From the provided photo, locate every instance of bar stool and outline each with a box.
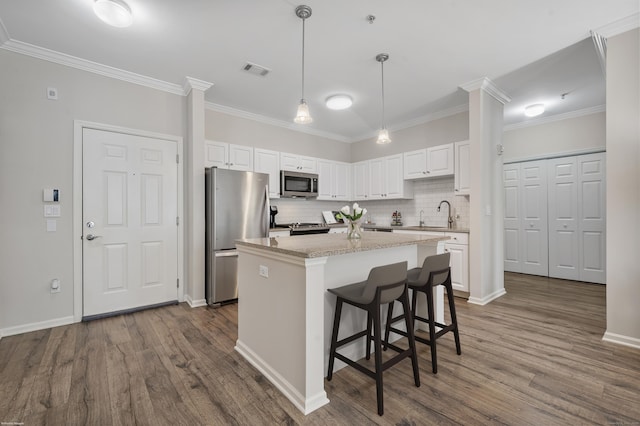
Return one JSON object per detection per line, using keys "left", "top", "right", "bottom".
{"left": 326, "top": 261, "right": 420, "bottom": 416}
{"left": 384, "top": 253, "right": 461, "bottom": 374}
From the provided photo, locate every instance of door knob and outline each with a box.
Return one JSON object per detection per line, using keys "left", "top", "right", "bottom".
{"left": 86, "top": 234, "right": 102, "bottom": 241}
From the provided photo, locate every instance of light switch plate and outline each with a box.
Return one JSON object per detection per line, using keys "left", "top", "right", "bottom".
{"left": 44, "top": 205, "right": 61, "bottom": 217}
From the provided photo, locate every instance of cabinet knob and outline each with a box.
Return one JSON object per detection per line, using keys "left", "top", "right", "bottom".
{"left": 423, "top": 171, "right": 427, "bottom": 174}
{"left": 530, "top": 223, "right": 534, "bottom": 227}
{"left": 563, "top": 224, "right": 568, "bottom": 228}
{"left": 455, "top": 189, "right": 459, "bottom": 192}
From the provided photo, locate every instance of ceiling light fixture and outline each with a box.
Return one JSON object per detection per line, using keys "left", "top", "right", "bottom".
{"left": 294, "top": 5, "right": 313, "bottom": 124}
{"left": 524, "top": 103, "right": 545, "bottom": 117}
{"left": 376, "top": 53, "right": 391, "bottom": 144}
{"left": 93, "top": 0, "right": 133, "bottom": 28}
{"left": 325, "top": 94, "right": 353, "bottom": 110}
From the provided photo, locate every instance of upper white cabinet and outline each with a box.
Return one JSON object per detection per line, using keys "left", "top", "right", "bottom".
{"left": 454, "top": 141, "right": 470, "bottom": 195}
{"left": 352, "top": 161, "right": 370, "bottom": 201}
{"left": 254, "top": 148, "right": 281, "bottom": 199}
{"left": 369, "top": 154, "right": 413, "bottom": 200}
{"left": 204, "top": 141, "right": 253, "bottom": 171}
{"left": 403, "top": 143, "right": 454, "bottom": 179}
{"left": 280, "top": 152, "right": 317, "bottom": 173}
{"left": 317, "top": 160, "right": 351, "bottom": 201}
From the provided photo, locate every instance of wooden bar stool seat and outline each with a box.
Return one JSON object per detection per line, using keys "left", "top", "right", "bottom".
{"left": 384, "top": 253, "right": 461, "bottom": 374}
{"left": 326, "top": 261, "right": 420, "bottom": 416}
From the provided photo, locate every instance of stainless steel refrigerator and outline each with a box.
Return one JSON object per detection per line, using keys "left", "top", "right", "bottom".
{"left": 205, "top": 167, "right": 270, "bottom": 305}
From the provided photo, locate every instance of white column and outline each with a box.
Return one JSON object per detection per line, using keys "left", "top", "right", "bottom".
{"left": 184, "top": 77, "right": 213, "bottom": 306}
{"left": 460, "top": 78, "right": 510, "bottom": 305}
{"left": 604, "top": 26, "right": 640, "bottom": 349}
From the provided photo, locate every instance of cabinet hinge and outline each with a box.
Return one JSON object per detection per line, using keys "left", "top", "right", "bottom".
{"left": 177, "top": 278, "right": 179, "bottom": 288}
{"left": 176, "top": 154, "right": 179, "bottom": 164}
{"left": 176, "top": 216, "right": 179, "bottom": 226}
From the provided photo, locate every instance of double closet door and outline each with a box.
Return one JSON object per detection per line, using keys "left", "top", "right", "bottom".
{"left": 503, "top": 152, "right": 606, "bottom": 284}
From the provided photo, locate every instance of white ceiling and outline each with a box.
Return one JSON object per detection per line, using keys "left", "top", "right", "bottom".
{"left": 0, "top": 1, "right": 638, "bottom": 142}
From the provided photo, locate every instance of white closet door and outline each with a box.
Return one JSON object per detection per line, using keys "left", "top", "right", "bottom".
{"left": 520, "top": 161, "right": 548, "bottom": 276}
{"left": 578, "top": 153, "right": 606, "bottom": 283}
{"left": 503, "top": 164, "right": 521, "bottom": 273}
{"left": 548, "top": 157, "right": 580, "bottom": 280}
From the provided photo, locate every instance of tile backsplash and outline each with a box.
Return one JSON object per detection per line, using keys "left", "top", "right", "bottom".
{"left": 271, "top": 176, "right": 469, "bottom": 229}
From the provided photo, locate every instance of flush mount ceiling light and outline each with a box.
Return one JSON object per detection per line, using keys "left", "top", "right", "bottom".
{"left": 375, "top": 53, "right": 391, "bottom": 144}
{"left": 325, "top": 94, "right": 353, "bottom": 110}
{"left": 93, "top": 0, "right": 133, "bottom": 28}
{"left": 524, "top": 103, "right": 545, "bottom": 117}
{"left": 294, "top": 5, "right": 313, "bottom": 124}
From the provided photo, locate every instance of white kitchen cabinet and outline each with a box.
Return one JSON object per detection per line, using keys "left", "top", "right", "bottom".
{"left": 403, "top": 143, "right": 454, "bottom": 180}
{"left": 254, "top": 148, "right": 281, "bottom": 198}
{"left": 328, "top": 227, "right": 347, "bottom": 234}
{"left": 317, "top": 160, "right": 351, "bottom": 201}
{"left": 454, "top": 141, "right": 470, "bottom": 195}
{"left": 204, "top": 140, "right": 253, "bottom": 171}
{"left": 444, "top": 232, "right": 469, "bottom": 292}
{"left": 352, "top": 161, "right": 370, "bottom": 201}
{"left": 370, "top": 154, "right": 413, "bottom": 200}
{"left": 394, "top": 229, "right": 469, "bottom": 293}
{"left": 280, "top": 152, "right": 317, "bottom": 173}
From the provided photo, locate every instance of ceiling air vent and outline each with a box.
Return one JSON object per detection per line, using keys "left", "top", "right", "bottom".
{"left": 242, "top": 62, "right": 271, "bottom": 77}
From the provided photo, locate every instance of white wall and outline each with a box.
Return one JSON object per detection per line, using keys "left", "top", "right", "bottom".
{"left": 503, "top": 112, "right": 606, "bottom": 162}
{"left": 350, "top": 111, "right": 469, "bottom": 162}
{"left": 205, "top": 109, "right": 351, "bottom": 162}
{"left": 0, "top": 50, "right": 185, "bottom": 334}
{"left": 604, "top": 28, "right": 640, "bottom": 348}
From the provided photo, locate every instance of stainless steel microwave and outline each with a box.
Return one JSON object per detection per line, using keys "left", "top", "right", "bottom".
{"left": 280, "top": 170, "right": 319, "bottom": 198}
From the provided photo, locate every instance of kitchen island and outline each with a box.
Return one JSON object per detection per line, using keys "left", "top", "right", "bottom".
{"left": 234, "top": 232, "right": 447, "bottom": 414}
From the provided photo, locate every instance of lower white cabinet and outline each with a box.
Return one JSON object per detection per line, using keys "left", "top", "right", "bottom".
{"left": 393, "top": 229, "right": 469, "bottom": 293}
{"left": 269, "top": 230, "right": 290, "bottom": 238}
{"left": 328, "top": 227, "right": 347, "bottom": 234}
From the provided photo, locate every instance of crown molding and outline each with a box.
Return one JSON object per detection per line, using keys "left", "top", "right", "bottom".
{"left": 184, "top": 77, "right": 214, "bottom": 94}
{"left": 503, "top": 104, "right": 606, "bottom": 131}
{"left": 1, "top": 39, "right": 185, "bottom": 95}
{"left": 205, "top": 102, "right": 352, "bottom": 143}
{"left": 460, "top": 77, "right": 511, "bottom": 104}
{"left": 593, "top": 12, "right": 639, "bottom": 38}
{"left": 0, "top": 18, "right": 9, "bottom": 45}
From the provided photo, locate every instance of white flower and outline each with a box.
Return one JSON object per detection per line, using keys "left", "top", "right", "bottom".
{"left": 340, "top": 205, "right": 350, "bottom": 215}
{"left": 362, "top": 208, "right": 368, "bottom": 216}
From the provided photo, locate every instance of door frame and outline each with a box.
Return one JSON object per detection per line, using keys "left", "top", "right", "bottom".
{"left": 73, "top": 120, "right": 184, "bottom": 322}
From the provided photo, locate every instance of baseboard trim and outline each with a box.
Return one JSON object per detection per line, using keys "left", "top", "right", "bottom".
{"left": 468, "top": 288, "right": 507, "bottom": 306}
{"left": 0, "top": 315, "right": 76, "bottom": 338}
{"left": 602, "top": 331, "right": 640, "bottom": 350}
{"left": 235, "top": 340, "right": 330, "bottom": 415}
{"left": 185, "top": 294, "right": 207, "bottom": 308}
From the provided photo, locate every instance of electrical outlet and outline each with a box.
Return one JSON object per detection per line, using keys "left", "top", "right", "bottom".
{"left": 259, "top": 265, "right": 269, "bottom": 278}
{"left": 51, "top": 278, "right": 61, "bottom": 293}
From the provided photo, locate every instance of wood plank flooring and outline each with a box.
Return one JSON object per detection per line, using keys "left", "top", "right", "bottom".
{"left": 1, "top": 273, "right": 639, "bottom": 425}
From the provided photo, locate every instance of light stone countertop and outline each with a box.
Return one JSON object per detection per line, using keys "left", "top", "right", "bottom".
{"left": 236, "top": 232, "right": 448, "bottom": 259}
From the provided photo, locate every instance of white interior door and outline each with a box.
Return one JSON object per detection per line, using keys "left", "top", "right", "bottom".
{"left": 503, "top": 164, "right": 521, "bottom": 273}
{"left": 83, "top": 128, "right": 178, "bottom": 318}
{"left": 520, "top": 161, "right": 548, "bottom": 276}
{"left": 578, "top": 153, "right": 606, "bottom": 284}
{"left": 548, "top": 157, "right": 579, "bottom": 280}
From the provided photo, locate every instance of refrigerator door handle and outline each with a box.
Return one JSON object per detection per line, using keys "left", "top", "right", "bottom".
{"left": 265, "top": 184, "right": 270, "bottom": 235}
{"left": 215, "top": 250, "right": 238, "bottom": 258}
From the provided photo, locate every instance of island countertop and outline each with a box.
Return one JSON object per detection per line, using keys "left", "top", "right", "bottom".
{"left": 236, "top": 232, "right": 448, "bottom": 259}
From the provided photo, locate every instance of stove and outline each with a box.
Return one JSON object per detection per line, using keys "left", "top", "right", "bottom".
{"left": 274, "top": 222, "right": 330, "bottom": 236}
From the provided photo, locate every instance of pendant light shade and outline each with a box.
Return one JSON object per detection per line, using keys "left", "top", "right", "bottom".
{"left": 294, "top": 5, "right": 313, "bottom": 124}
{"left": 93, "top": 0, "right": 133, "bottom": 28}
{"left": 376, "top": 53, "right": 391, "bottom": 144}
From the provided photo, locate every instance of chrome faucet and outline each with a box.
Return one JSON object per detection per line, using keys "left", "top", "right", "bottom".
{"left": 419, "top": 210, "right": 425, "bottom": 227}
{"left": 437, "top": 200, "right": 454, "bottom": 229}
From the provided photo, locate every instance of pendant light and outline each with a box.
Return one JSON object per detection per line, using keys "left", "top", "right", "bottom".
{"left": 376, "top": 53, "right": 391, "bottom": 144}
{"left": 294, "top": 5, "right": 313, "bottom": 124}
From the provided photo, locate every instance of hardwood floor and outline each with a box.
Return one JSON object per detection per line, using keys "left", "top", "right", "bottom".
{"left": 1, "top": 273, "right": 639, "bottom": 425}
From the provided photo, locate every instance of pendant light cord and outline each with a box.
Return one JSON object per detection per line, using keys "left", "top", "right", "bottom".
{"left": 301, "top": 17, "right": 306, "bottom": 100}
{"left": 380, "top": 59, "right": 385, "bottom": 129}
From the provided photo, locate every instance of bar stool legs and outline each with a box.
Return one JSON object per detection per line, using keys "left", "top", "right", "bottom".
{"left": 326, "top": 262, "right": 420, "bottom": 416}
{"left": 384, "top": 259, "right": 461, "bottom": 374}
